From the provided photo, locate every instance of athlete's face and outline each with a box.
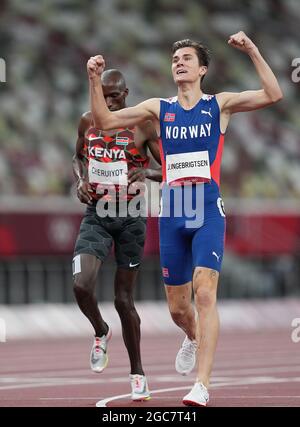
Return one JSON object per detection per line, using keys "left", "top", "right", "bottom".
{"left": 102, "top": 83, "right": 128, "bottom": 111}
{"left": 172, "top": 47, "right": 207, "bottom": 85}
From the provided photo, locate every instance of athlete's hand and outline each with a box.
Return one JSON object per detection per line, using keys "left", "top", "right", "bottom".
{"left": 77, "top": 178, "right": 93, "bottom": 205}
{"left": 228, "top": 31, "right": 257, "bottom": 54}
{"left": 87, "top": 55, "right": 105, "bottom": 80}
{"left": 128, "top": 167, "right": 148, "bottom": 184}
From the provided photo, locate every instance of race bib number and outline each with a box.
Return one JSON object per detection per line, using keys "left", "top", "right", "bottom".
{"left": 166, "top": 151, "right": 211, "bottom": 185}
{"left": 88, "top": 159, "right": 128, "bottom": 185}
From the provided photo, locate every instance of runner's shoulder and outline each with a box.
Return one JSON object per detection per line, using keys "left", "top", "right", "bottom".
{"left": 215, "top": 92, "right": 234, "bottom": 107}
{"left": 78, "top": 111, "right": 93, "bottom": 135}
{"left": 81, "top": 111, "right": 92, "bottom": 125}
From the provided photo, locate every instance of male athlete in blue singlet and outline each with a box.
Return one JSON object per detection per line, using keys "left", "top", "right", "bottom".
{"left": 87, "top": 31, "right": 283, "bottom": 406}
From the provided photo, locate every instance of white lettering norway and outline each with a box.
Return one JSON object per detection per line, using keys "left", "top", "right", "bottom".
{"left": 166, "top": 124, "right": 211, "bottom": 140}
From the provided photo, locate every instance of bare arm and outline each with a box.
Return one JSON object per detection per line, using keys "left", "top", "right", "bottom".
{"left": 128, "top": 121, "right": 162, "bottom": 183}
{"left": 217, "top": 31, "right": 283, "bottom": 114}
{"left": 73, "top": 112, "right": 93, "bottom": 204}
{"left": 87, "top": 55, "right": 160, "bottom": 129}
{"left": 143, "top": 136, "right": 163, "bottom": 182}
{"left": 141, "top": 120, "right": 161, "bottom": 165}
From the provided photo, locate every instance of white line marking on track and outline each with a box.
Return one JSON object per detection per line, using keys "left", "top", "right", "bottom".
{"left": 40, "top": 395, "right": 300, "bottom": 401}
{"left": 96, "top": 376, "right": 300, "bottom": 407}
{"left": 96, "top": 386, "right": 190, "bottom": 407}
{"left": 1, "top": 372, "right": 300, "bottom": 403}
{"left": 1, "top": 361, "right": 300, "bottom": 383}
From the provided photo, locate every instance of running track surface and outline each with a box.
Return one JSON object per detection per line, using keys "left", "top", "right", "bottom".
{"left": 0, "top": 330, "right": 299, "bottom": 407}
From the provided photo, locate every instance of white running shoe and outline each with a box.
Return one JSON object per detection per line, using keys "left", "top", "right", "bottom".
{"left": 182, "top": 382, "right": 209, "bottom": 407}
{"left": 175, "top": 336, "right": 197, "bottom": 375}
{"left": 90, "top": 326, "right": 112, "bottom": 373}
{"left": 130, "top": 374, "right": 151, "bottom": 401}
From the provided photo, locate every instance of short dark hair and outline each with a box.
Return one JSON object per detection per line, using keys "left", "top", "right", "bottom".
{"left": 172, "top": 39, "right": 210, "bottom": 82}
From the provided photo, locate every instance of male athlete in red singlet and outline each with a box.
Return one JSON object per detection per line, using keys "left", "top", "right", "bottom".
{"left": 72, "top": 69, "right": 161, "bottom": 401}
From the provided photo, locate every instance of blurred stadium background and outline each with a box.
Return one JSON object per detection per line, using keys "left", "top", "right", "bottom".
{"left": 0, "top": 0, "right": 299, "bottom": 338}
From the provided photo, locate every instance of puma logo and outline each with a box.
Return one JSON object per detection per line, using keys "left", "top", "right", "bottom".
{"left": 212, "top": 251, "right": 220, "bottom": 262}
{"left": 201, "top": 108, "right": 212, "bottom": 118}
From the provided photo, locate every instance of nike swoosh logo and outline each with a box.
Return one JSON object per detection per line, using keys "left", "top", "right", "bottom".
{"left": 88, "top": 136, "right": 102, "bottom": 141}
{"left": 129, "top": 262, "right": 140, "bottom": 268}
{"left": 91, "top": 354, "right": 104, "bottom": 364}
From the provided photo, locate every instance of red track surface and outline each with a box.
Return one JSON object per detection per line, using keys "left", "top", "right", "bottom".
{"left": 0, "top": 330, "right": 299, "bottom": 407}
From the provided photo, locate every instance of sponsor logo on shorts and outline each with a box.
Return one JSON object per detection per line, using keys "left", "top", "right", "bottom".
{"left": 212, "top": 251, "right": 221, "bottom": 262}
{"left": 129, "top": 262, "right": 140, "bottom": 268}
{"left": 164, "top": 113, "right": 176, "bottom": 122}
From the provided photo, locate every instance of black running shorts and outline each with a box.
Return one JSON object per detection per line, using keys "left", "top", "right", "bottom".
{"left": 73, "top": 204, "right": 147, "bottom": 270}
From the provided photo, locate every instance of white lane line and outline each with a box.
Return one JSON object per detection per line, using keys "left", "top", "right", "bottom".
{"left": 0, "top": 378, "right": 106, "bottom": 391}
{"left": 208, "top": 396, "right": 300, "bottom": 399}
{"left": 96, "top": 386, "right": 190, "bottom": 407}
{"left": 2, "top": 350, "right": 299, "bottom": 373}
{"left": 96, "top": 376, "right": 300, "bottom": 407}
{"left": 1, "top": 361, "right": 300, "bottom": 383}
{"left": 0, "top": 376, "right": 234, "bottom": 392}
{"left": 40, "top": 397, "right": 105, "bottom": 400}
{"left": 1, "top": 371, "right": 300, "bottom": 394}
{"left": 40, "top": 395, "right": 300, "bottom": 401}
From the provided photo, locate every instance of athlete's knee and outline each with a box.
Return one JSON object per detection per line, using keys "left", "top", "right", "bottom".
{"left": 114, "top": 291, "right": 136, "bottom": 316}
{"left": 168, "top": 293, "right": 192, "bottom": 322}
{"left": 73, "top": 273, "right": 95, "bottom": 300}
{"left": 114, "top": 295, "right": 140, "bottom": 325}
{"left": 168, "top": 302, "right": 190, "bottom": 323}
{"left": 193, "top": 268, "right": 218, "bottom": 310}
{"left": 194, "top": 285, "right": 217, "bottom": 310}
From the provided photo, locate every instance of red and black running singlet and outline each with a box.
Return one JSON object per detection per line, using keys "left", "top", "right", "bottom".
{"left": 82, "top": 127, "right": 149, "bottom": 201}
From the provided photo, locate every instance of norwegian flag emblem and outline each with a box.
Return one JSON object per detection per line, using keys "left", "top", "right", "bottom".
{"left": 164, "top": 113, "right": 176, "bottom": 122}
{"left": 162, "top": 267, "right": 169, "bottom": 278}
{"left": 116, "top": 137, "right": 129, "bottom": 145}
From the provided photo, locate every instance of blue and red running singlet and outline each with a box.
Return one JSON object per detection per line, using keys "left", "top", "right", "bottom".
{"left": 158, "top": 94, "right": 226, "bottom": 285}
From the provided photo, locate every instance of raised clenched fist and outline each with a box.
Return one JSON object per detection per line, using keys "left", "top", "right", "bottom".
{"left": 228, "top": 31, "right": 256, "bottom": 54}
{"left": 87, "top": 55, "right": 105, "bottom": 79}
